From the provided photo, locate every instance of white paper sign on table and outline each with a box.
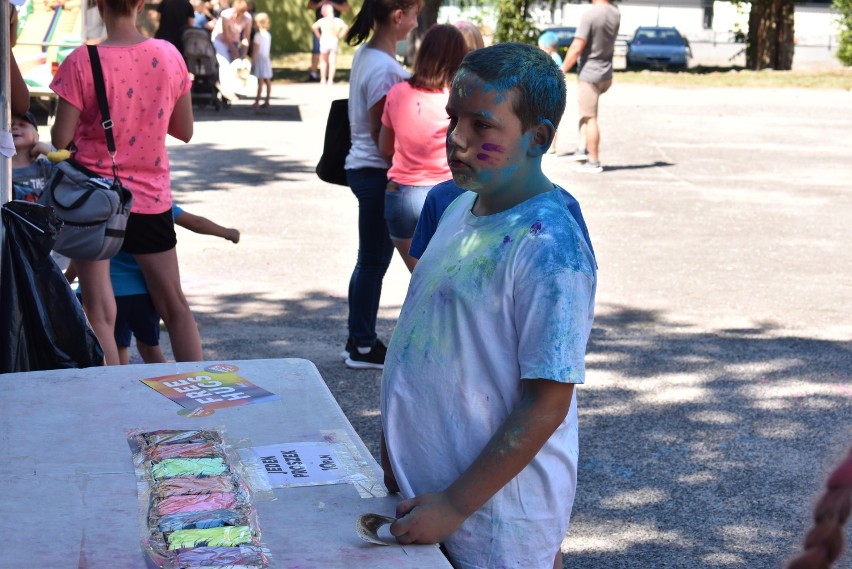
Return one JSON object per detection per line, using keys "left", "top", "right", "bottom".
{"left": 254, "top": 442, "right": 352, "bottom": 487}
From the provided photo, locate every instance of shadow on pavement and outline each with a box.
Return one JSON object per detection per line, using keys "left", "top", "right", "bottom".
{"left": 600, "top": 161, "right": 675, "bottom": 172}
{"left": 570, "top": 305, "right": 851, "bottom": 568}
{"left": 187, "top": 290, "right": 850, "bottom": 567}
{"left": 192, "top": 103, "right": 302, "bottom": 122}
{"left": 169, "top": 143, "right": 314, "bottom": 195}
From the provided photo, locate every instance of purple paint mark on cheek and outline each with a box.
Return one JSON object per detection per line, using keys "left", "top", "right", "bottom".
{"left": 476, "top": 153, "right": 491, "bottom": 162}
{"left": 481, "top": 143, "right": 505, "bottom": 153}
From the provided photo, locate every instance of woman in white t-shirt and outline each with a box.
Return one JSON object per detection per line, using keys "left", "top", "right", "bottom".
{"left": 340, "top": 0, "right": 420, "bottom": 370}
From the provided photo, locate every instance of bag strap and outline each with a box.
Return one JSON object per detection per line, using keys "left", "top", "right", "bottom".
{"left": 87, "top": 45, "right": 119, "bottom": 179}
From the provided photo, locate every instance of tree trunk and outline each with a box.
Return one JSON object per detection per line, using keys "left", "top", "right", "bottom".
{"left": 746, "top": 0, "right": 796, "bottom": 70}
{"left": 405, "top": 0, "right": 441, "bottom": 64}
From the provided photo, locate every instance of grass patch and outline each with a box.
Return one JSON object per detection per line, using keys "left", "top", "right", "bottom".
{"left": 272, "top": 52, "right": 852, "bottom": 89}
{"left": 271, "top": 52, "right": 353, "bottom": 84}
{"left": 613, "top": 66, "right": 852, "bottom": 89}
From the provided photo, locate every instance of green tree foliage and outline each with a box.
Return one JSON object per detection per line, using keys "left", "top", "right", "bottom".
{"left": 494, "top": 0, "right": 539, "bottom": 44}
{"left": 834, "top": 0, "right": 852, "bottom": 65}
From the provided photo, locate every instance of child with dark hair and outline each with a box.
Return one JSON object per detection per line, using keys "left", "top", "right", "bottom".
{"left": 340, "top": 0, "right": 422, "bottom": 369}
{"left": 378, "top": 23, "right": 467, "bottom": 272}
{"left": 10, "top": 112, "right": 52, "bottom": 203}
{"left": 381, "top": 42, "right": 597, "bottom": 569}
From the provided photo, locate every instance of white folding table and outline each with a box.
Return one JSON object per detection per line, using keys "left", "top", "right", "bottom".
{"left": 0, "top": 358, "right": 451, "bottom": 568}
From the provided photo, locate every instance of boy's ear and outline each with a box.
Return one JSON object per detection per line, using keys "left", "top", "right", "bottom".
{"left": 528, "top": 119, "right": 556, "bottom": 157}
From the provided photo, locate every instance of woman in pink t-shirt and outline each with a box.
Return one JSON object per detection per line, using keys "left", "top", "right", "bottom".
{"left": 51, "top": 0, "right": 201, "bottom": 365}
{"left": 378, "top": 24, "right": 468, "bottom": 271}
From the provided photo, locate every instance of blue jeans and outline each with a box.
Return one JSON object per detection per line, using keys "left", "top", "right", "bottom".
{"left": 384, "top": 183, "right": 431, "bottom": 240}
{"left": 346, "top": 168, "right": 394, "bottom": 348}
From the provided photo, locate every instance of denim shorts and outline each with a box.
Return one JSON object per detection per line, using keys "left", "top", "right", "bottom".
{"left": 384, "top": 183, "right": 432, "bottom": 240}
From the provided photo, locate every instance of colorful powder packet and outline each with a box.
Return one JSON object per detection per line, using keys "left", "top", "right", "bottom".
{"left": 174, "top": 545, "right": 269, "bottom": 567}
{"left": 146, "top": 442, "right": 224, "bottom": 461}
{"left": 157, "top": 508, "right": 248, "bottom": 532}
{"left": 142, "top": 430, "right": 223, "bottom": 447}
{"left": 151, "top": 457, "right": 228, "bottom": 479}
{"left": 156, "top": 492, "right": 238, "bottom": 516}
{"left": 153, "top": 475, "right": 235, "bottom": 498}
{"left": 167, "top": 525, "right": 252, "bottom": 550}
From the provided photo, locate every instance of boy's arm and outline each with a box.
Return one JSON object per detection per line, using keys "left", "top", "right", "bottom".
{"left": 175, "top": 211, "right": 240, "bottom": 243}
{"left": 390, "top": 379, "right": 574, "bottom": 544}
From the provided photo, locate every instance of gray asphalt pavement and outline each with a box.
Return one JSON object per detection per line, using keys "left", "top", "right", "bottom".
{"left": 150, "top": 76, "right": 852, "bottom": 568}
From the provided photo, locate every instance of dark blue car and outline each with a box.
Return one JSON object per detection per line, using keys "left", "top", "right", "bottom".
{"left": 626, "top": 26, "right": 691, "bottom": 71}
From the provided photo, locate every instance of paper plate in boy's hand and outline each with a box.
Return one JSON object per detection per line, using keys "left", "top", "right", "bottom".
{"left": 355, "top": 513, "right": 396, "bottom": 545}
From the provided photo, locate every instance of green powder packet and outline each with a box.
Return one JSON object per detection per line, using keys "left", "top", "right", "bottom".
{"left": 167, "top": 525, "right": 253, "bottom": 550}
{"left": 151, "top": 457, "right": 228, "bottom": 479}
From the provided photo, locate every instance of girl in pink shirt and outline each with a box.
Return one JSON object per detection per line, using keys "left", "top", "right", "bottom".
{"left": 378, "top": 24, "right": 468, "bottom": 272}
{"left": 51, "top": 0, "right": 201, "bottom": 365}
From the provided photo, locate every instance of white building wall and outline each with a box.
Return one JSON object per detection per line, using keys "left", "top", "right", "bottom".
{"left": 438, "top": 1, "right": 840, "bottom": 48}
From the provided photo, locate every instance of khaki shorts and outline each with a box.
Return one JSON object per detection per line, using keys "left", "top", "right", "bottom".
{"left": 577, "top": 79, "right": 613, "bottom": 119}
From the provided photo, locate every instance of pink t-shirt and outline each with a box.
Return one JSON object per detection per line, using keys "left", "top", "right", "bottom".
{"left": 51, "top": 39, "right": 191, "bottom": 214}
{"left": 381, "top": 81, "right": 452, "bottom": 186}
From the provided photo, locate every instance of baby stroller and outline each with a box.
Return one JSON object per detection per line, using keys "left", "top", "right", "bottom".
{"left": 181, "top": 28, "right": 227, "bottom": 110}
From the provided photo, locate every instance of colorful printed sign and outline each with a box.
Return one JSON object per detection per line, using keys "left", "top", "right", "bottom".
{"left": 141, "top": 365, "right": 280, "bottom": 411}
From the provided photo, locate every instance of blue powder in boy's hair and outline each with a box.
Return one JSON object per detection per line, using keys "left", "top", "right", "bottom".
{"left": 454, "top": 42, "right": 567, "bottom": 131}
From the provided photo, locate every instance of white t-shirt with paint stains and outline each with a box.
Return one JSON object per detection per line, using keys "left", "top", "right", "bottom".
{"left": 381, "top": 188, "right": 597, "bottom": 569}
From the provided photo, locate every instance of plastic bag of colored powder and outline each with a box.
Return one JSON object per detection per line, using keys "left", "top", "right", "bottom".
{"left": 174, "top": 544, "right": 269, "bottom": 567}
{"left": 151, "top": 457, "right": 228, "bottom": 479}
{"left": 156, "top": 508, "right": 248, "bottom": 532}
{"left": 146, "top": 442, "right": 224, "bottom": 461}
{"left": 156, "top": 492, "right": 237, "bottom": 516}
{"left": 167, "top": 525, "right": 252, "bottom": 550}
{"left": 153, "top": 475, "right": 235, "bottom": 498}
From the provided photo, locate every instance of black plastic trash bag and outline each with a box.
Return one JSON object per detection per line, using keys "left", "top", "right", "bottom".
{"left": 1, "top": 201, "right": 104, "bottom": 373}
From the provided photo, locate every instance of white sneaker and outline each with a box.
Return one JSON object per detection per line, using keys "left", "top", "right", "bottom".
{"left": 574, "top": 160, "right": 603, "bottom": 174}
{"left": 564, "top": 148, "right": 589, "bottom": 161}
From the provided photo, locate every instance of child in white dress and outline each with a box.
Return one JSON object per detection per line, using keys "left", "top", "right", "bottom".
{"left": 252, "top": 12, "right": 273, "bottom": 108}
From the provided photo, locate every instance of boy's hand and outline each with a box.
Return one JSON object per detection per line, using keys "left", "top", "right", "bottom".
{"left": 390, "top": 491, "right": 467, "bottom": 545}
{"left": 225, "top": 228, "right": 240, "bottom": 243}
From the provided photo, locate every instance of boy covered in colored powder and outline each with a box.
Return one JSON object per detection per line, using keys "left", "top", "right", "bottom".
{"left": 381, "top": 42, "right": 597, "bottom": 568}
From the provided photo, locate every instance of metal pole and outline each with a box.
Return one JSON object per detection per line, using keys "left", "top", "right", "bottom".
{"left": 82, "top": 0, "right": 88, "bottom": 43}
{"left": 2, "top": 0, "right": 12, "bottom": 280}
